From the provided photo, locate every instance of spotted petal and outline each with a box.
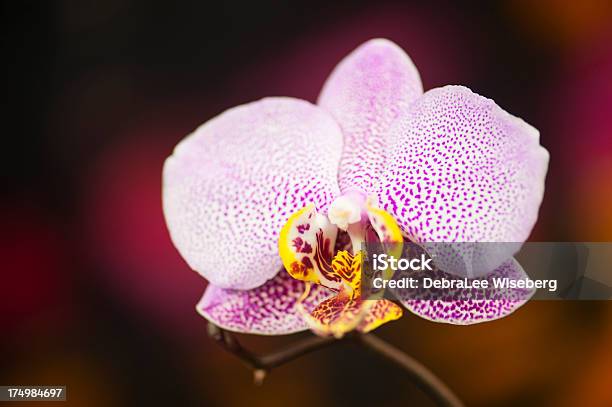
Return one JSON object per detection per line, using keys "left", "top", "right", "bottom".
{"left": 376, "top": 86, "right": 549, "bottom": 276}
{"left": 163, "top": 97, "right": 343, "bottom": 289}
{"left": 303, "top": 295, "right": 402, "bottom": 338}
{"left": 396, "top": 258, "right": 534, "bottom": 324}
{"left": 357, "top": 299, "right": 403, "bottom": 333}
{"left": 303, "top": 294, "right": 366, "bottom": 338}
{"left": 197, "top": 269, "right": 333, "bottom": 335}
{"left": 318, "top": 38, "right": 423, "bottom": 194}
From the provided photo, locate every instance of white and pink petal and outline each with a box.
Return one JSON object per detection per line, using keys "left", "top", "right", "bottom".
{"left": 396, "top": 258, "right": 534, "bottom": 324}
{"left": 163, "top": 97, "right": 343, "bottom": 289}
{"left": 376, "top": 85, "right": 549, "bottom": 276}
{"left": 197, "top": 269, "right": 333, "bottom": 335}
{"left": 318, "top": 38, "right": 423, "bottom": 194}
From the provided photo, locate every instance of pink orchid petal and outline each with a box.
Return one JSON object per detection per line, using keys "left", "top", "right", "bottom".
{"left": 163, "top": 97, "right": 343, "bottom": 289}
{"left": 318, "top": 38, "right": 423, "bottom": 194}
{"left": 197, "top": 269, "right": 333, "bottom": 335}
{"left": 377, "top": 85, "right": 549, "bottom": 275}
{"left": 398, "top": 258, "right": 534, "bottom": 324}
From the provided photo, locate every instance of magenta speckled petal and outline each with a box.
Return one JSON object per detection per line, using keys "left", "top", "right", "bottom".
{"left": 197, "top": 269, "right": 333, "bottom": 335}
{"left": 377, "top": 86, "right": 548, "bottom": 276}
{"left": 163, "top": 97, "right": 343, "bottom": 289}
{"left": 318, "top": 38, "right": 423, "bottom": 194}
{"left": 398, "top": 258, "right": 534, "bottom": 325}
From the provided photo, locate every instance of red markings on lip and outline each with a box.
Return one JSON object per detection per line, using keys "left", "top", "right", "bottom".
{"left": 292, "top": 237, "right": 313, "bottom": 254}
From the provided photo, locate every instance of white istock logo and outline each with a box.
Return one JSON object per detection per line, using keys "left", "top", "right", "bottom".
{"left": 372, "top": 253, "right": 433, "bottom": 272}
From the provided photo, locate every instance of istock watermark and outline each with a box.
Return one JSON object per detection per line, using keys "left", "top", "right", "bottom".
{"left": 360, "top": 242, "right": 612, "bottom": 301}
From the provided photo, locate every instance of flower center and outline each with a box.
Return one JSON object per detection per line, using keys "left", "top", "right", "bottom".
{"left": 278, "top": 194, "right": 405, "bottom": 294}
{"left": 278, "top": 198, "right": 406, "bottom": 337}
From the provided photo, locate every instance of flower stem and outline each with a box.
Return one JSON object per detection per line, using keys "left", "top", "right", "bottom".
{"left": 207, "top": 322, "right": 463, "bottom": 406}
{"left": 357, "top": 333, "right": 464, "bottom": 407}
{"left": 207, "top": 322, "right": 339, "bottom": 372}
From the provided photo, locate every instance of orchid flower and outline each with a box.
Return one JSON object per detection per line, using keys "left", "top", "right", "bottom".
{"left": 162, "top": 39, "right": 549, "bottom": 337}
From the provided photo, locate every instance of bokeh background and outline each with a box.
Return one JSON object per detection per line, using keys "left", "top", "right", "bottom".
{"left": 2, "top": 0, "right": 612, "bottom": 406}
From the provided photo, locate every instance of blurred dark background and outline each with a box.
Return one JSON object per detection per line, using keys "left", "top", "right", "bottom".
{"left": 2, "top": 0, "right": 611, "bottom": 406}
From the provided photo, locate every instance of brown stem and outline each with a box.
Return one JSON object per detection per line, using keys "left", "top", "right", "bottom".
{"left": 207, "top": 322, "right": 463, "bottom": 406}
{"left": 357, "top": 334, "right": 464, "bottom": 407}
{"left": 207, "top": 323, "right": 340, "bottom": 377}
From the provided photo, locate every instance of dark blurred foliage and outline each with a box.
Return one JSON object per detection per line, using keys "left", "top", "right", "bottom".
{"left": 2, "top": 1, "right": 611, "bottom": 406}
